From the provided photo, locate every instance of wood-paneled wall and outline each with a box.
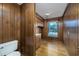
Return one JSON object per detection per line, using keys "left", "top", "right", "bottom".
{"left": 63, "top": 3, "right": 79, "bottom": 56}
{"left": 0, "top": 4, "right": 3, "bottom": 43}
{"left": 43, "top": 17, "right": 63, "bottom": 41}
{"left": 77, "top": 4, "right": 79, "bottom": 55}
{"left": 35, "top": 14, "right": 44, "bottom": 49}
{"left": 35, "top": 14, "right": 44, "bottom": 38}
{"left": 20, "top": 3, "right": 36, "bottom": 56}
{"left": 35, "top": 15, "right": 44, "bottom": 24}
{"left": 0, "top": 3, "right": 20, "bottom": 49}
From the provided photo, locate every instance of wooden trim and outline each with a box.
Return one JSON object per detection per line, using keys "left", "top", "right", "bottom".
{"left": 62, "top": 3, "right": 70, "bottom": 19}
{"left": 46, "top": 17, "right": 62, "bottom": 21}
{"left": 36, "top": 13, "right": 45, "bottom": 22}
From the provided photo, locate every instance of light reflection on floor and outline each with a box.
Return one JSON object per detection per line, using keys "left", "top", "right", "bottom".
{"left": 36, "top": 40, "right": 69, "bottom": 56}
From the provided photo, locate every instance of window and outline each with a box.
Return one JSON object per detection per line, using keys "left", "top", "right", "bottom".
{"left": 48, "top": 21, "right": 58, "bottom": 37}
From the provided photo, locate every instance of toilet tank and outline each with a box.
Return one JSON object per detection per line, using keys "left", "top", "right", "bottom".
{"left": 0, "top": 40, "right": 18, "bottom": 56}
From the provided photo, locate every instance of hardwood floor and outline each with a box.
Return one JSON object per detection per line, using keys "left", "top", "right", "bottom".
{"left": 36, "top": 40, "right": 69, "bottom": 56}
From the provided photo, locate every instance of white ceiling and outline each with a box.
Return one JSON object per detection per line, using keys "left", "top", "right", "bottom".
{"left": 36, "top": 3, "right": 68, "bottom": 19}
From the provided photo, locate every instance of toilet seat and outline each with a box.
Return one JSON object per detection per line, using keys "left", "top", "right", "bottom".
{"left": 7, "top": 51, "right": 21, "bottom": 56}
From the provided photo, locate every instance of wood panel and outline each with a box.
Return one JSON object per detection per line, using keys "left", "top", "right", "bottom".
{"left": 14, "top": 4, "right": 21, "bottom": 51}
{"left": 43, "top": 20, "right": 48, "bottom": 39}
{"left": 77, "top": 4, "right": 79, "bottom": 55}
{"left": 21, "top": 3, "right": 36, "bottom": 56}
{"left": 35, "top": 15, "right": 44, "bottom": 49}
{"left": 3, "top": 4, "right": 11, "bottom": 42}
{"left": 35, "top": 15, "right": 44, "bottom": 24}
{"left": 10, "top": 4, "right": 15, "bottom": 41}
{"left": 77, "top": 49, "right": 79, "bottom": 55}
{"left": 0, "top": 3, "right": 21, "bottom": 50}
{"left": 77, "top": 4, "right": 79, "bottom": 49}
{"left": 63, "top": 3, "right": 78, "bottom": 56}
{"left": 69, "top": 4, "right": 77, "bottom": 56}
{"left": 20, "top": 4, "right": 25, "bottom": 55}
{"left": 0, "top": 4, "right": 2, "bottom": 43}
{"left": 63, "top": 4, "right": 71, "bottom": 54}
{"left": 2, "top": 3, "right": 20, "bottom": 43}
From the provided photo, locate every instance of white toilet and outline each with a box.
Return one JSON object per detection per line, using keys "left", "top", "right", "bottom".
{"left": 7, "top": 51, "right": 20, "bottom": 56}
{"left": 0, "top": 40, "right": 21, "bottom": 56}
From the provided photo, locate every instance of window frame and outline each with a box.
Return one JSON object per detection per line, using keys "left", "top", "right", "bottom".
{"left": 48, "top": 21, "right": 59, "bottom": 38}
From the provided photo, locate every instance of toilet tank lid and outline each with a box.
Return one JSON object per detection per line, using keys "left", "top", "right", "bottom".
{"left": 0, "top": 40, "right": 18, "bottom": 56}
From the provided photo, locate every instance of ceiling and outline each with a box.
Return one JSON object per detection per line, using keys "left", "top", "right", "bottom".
{"left": 36, "top": 3, "right": 68, "bottom": 19}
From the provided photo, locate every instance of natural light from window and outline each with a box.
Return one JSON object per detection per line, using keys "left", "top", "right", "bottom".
{"left": 48, "top": 21, "right": 58, "bottom": 37}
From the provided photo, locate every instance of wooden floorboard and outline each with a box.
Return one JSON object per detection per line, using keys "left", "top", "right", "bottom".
{"left": 36, "top": 40, "right": 69, "bottom": 56}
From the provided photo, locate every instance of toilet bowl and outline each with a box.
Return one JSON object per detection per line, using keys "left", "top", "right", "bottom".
{"left": 7, "top": 51, "right": 21, "bottom": 56}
